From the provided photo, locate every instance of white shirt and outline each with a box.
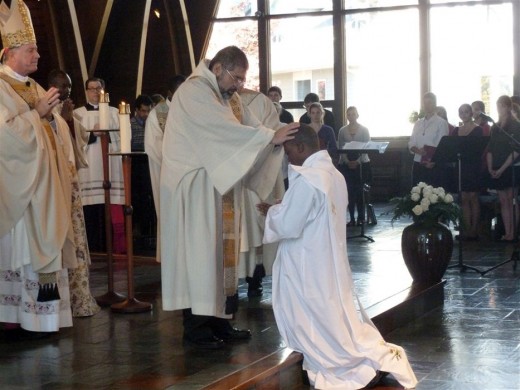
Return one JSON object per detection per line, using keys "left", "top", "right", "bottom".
{"left": 408, "top": 113, "right": 449, "bottom": 162}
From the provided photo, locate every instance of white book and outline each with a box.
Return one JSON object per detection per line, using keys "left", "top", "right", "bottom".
{"left": 342, "top": 141, "right": 389, "bottom": 154}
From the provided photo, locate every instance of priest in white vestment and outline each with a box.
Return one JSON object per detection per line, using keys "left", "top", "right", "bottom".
{"left": 160, "top": 46, "right": 298, "bottom": 349}
{"left": 0, "top": 0, "right": 75, "bottom": 333}
{"left": 73, "top": 77, "right": 124, "bottom": 253}
{"left": 263, "top": 125, "right": 418, "bottom": 389}
{"left": 144, "top": 74, "right": 186, "bottom": 264}
{"left": 237, "top": 88, "right": 285, "bottom": 297}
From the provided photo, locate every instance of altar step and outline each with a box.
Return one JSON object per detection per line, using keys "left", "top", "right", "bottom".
{"left": 203, "top": 281, "right": 445, "bottom": 390}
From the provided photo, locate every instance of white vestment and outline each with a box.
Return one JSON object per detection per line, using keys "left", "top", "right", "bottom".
{"left": 264, "top": 151, "right": 418, "bottom": 389}
{"left": 144, "top": 100, "right": 169, "bottom": 263}
{"left": 238, "top": 90, "right": 284, "bottom": 277}
{"left": 160, "top": 60, "right": 282, "bottom": 316}
{"left": 0, "top": 66, "right": 74, "bottom": 330}
{"left": 73, "top": 106, "right": 124, "bottom": 205}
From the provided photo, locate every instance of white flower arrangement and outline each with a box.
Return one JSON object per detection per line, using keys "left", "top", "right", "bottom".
{"left": 390, "top": 182, "right": 459, "bottom": 225}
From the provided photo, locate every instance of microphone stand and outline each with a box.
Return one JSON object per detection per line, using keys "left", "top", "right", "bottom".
{"left": 480, "top": 115, "right": 520, "bottom": 275}
{"left": 447, "top": 149, "right": 482, "bottom": 274}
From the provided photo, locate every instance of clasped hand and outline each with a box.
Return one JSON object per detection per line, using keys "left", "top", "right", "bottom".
{"left": 35, "top": 87, "right": 60, "bottom": 119}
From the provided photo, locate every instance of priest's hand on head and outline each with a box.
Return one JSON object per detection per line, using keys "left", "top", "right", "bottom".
{"left": 35, "top": 87, "right": 60, "bottom": 118}
{"left": 271, "top": 122, "right": 299, "bottom": 145}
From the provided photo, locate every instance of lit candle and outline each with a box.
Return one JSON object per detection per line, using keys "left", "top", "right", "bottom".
{"left": 119, "top": 101, "right": 132, "bottom": 153}
{"left": 99, "top": 89, "right": 110, "bottom": 129}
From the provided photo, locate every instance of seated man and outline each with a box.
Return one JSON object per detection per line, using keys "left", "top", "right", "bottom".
{"left": 261, "top": 124, "right": 418, "bottom": 389}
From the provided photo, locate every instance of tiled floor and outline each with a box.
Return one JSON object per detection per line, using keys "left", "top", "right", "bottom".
{"left": 0, "top": 204, "right": 519, "bottom": 389}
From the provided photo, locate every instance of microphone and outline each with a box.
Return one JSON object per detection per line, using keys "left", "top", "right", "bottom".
{"left": 479, "top": 112, "right": 494, "bottom": 123}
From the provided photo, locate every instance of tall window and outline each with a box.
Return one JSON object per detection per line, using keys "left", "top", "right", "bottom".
{"left": 430, "top": 3, "right": 513, "bottom": 124}
{"left": 270, "top": 15, "right": 334, "bottom": 100}
{"left": 207, "top": 2, "right": 259, "bottom": 90}
{"left": 206, "top": 1, "right": 518, "bottom": 137}
{"left": 345, "top": 9, "right": 420, "bottom": 137}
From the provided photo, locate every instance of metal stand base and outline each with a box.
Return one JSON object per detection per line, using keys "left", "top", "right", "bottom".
{"left": 95, "top": 291, "right": 127, "bottom": 307}
{"left": 347, "top": 182, "right": 375, "bottom": 243}
{"left": 480, "top": 249, "right": 519, "bottom": 276}
{"left": 447, "top": 261, "right": 482, "bottom": 274}
{"left": 111, "top": 298, "right": 153, "bottom": 313}
{"left": 347, "top": 229, "right": 375, "bottom": 243}
{"left": 448, "top": 233, "right": 482, "bottom": 275}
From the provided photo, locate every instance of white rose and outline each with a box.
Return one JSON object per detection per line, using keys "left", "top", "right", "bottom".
{"left": 418, "top": 182, "right": 427, "bottom": 188}
{"left": 412, "top": 205, "right": 423, "bottom": 216}
{"left": 411, "top": 186, "right": 421, "bottom": 194}
{"left": 425, "top": 185, "right": 433, "bottom": 192}
{"left": 432, "top": 188, "right": 440, "bottom": 195}
{"left": 411, "top": 193, "right": 420, "bottom": 202}
{"left": 423, "top": 189, "right": 433, "bottom": 198}
{"left": 429, "top": 194, "right": 438, "bottom": 204}
{"left": 444, "top": 194, "right": 454, "bottom": 203}
{"left": 421, "top": 203, "right": 429, "bottom": 212}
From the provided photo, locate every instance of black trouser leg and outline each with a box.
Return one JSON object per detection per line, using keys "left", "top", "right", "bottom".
{"left": 83, "top": 204, "right": 106, "bottom": 252}
{"left": 182, "top": 309, "right": 214, "bottom": 340}
{"left": 207, "top": 317, "right": 233, "bottom": 335}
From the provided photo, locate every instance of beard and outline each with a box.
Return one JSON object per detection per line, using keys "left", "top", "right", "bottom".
{"left": 221, "top": 88, "right": 237, "bottom": 100}
{"left": 216, "top": 73, "right": 236, "bottom": 100}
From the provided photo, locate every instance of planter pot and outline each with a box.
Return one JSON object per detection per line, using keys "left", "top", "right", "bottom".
{"left": 401, "top": 221, "right": 453, "bottom": 286}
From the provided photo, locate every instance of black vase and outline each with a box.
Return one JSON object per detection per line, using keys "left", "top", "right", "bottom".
{"left": 401, "top": 221, "right": 453, "bottom": 286}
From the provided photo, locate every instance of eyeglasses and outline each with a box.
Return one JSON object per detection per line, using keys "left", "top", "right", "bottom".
{"left": 225, "top": 68, "right": 245, "bottom": 86}
{"left": 87, "top": 86, "right": 103, "bottom": 92}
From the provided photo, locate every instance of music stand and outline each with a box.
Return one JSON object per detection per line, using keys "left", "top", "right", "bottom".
{"left": 432, "top": 135, "right": 489, "bottom": 274}
{"left": 339, "top": 141, "right": 389, "bottom": 243}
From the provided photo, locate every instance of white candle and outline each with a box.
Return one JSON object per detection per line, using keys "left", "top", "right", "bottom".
{"left": 99, "top": 102, "right": 110, "bottom": 129}
{"left": 99, "top": 90, "right": 110, "bottom": 129}
{"left": 119, "top": 101, "right": 132, "bottom": 153}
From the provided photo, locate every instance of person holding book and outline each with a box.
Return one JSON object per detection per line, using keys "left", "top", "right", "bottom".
{"left": 408, "top": 92, "right": 449, "bottom": 187}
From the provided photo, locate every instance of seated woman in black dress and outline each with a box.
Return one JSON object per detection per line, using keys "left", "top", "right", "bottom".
{"left": 452, "top": 104, "right": 483, "bottom": 240}
{"left": 487, "top": 95, "right": 520, "bottom": 242}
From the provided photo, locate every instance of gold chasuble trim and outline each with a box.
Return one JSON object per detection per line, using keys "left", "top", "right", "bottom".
{"left": 0, "top": 72, "right": 61, "bottom": 301}
{"left": 221, "top": 93, "right": 243, "bottom": 311}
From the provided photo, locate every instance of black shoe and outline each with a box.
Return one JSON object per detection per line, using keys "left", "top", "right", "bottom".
{"left": 246, "top": 276, "right": 263, "bottom": 297}
{"left": 357, "top": 219, "right": 365, "bottom": 226}
{"left": 0, "top": 328, "right": 54, "bottom": 343}
{"left": 215, "top": 327, "right": 252, "bottom": 342}
{"left": 246, "top": 264, "right": 265, "bottom": 298}
{"left": 183, "top": 335, "right": 224, "bottom": 349}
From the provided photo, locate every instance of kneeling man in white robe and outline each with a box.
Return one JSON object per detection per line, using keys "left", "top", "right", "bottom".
{"left": 262, "top": 124, "right": 418, "bottom": 389}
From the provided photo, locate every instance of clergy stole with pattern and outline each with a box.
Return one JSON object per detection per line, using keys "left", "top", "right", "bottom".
{"left": 220, "top": 93, "right": 243, "bottom": 314}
